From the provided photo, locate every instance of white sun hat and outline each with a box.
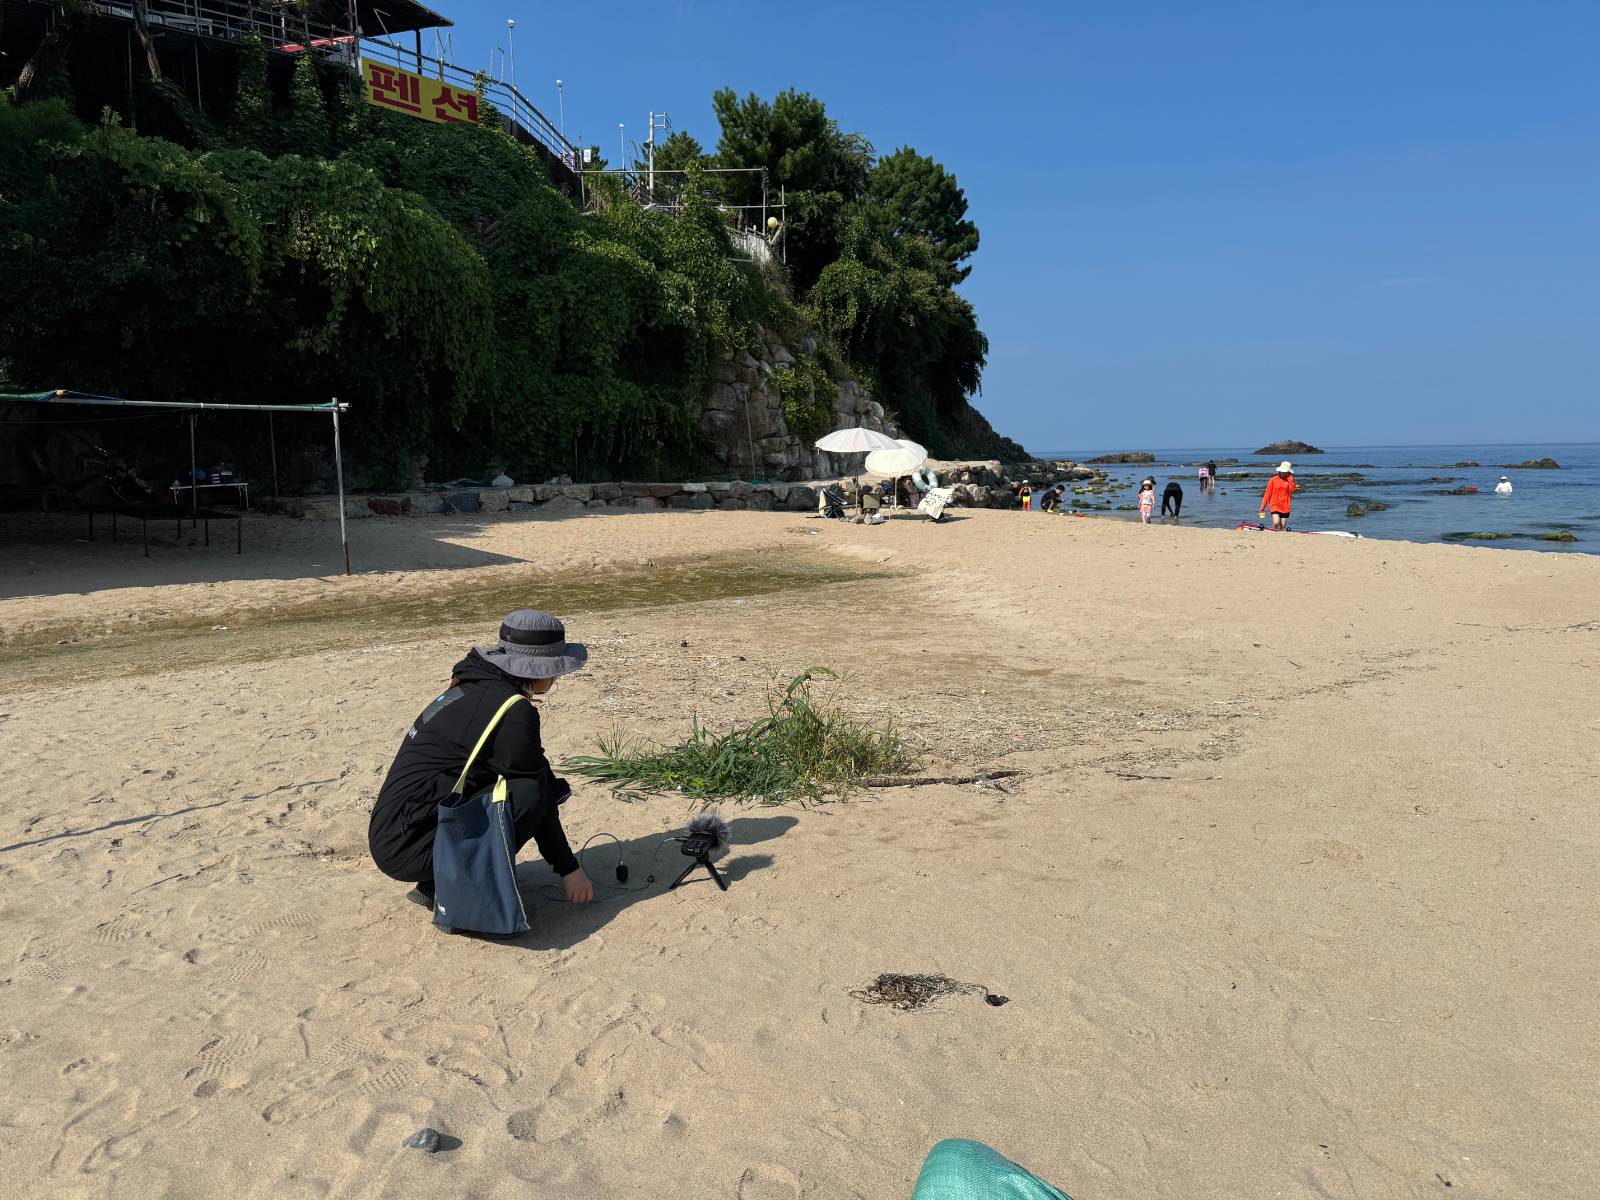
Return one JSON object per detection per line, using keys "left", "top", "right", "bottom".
{"left": 1277, "top": 460, "right": 1293, "bottom": 473}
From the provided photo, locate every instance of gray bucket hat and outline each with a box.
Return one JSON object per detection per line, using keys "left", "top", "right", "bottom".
{"left": 476, "top": 610, "right": 588, "bottom": 679}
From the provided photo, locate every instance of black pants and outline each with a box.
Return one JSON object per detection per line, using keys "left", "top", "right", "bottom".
{"left": 1162, "top": 489, "right": 1182, "bottom": 516}
{"left": 369, "top": 776, "right": 569, "bottom": 885}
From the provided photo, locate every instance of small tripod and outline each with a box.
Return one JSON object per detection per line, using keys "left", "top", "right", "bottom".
{"left": 668, "top": 833, "right": 730, "bottom": 891}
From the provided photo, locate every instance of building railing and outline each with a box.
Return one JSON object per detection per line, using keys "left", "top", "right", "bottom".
{"left": 86, "top": 0, "right": 348, "bottom": 50}
{"left": 360, "top": 37, "right": 576, "bottom": 166}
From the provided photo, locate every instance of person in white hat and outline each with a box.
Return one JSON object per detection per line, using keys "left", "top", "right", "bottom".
{"left": 1258, "top": 462, "right": 1297, "bottom": 530}
{"left": 1495, "top": 476, "right": 1513, "bottom": 495}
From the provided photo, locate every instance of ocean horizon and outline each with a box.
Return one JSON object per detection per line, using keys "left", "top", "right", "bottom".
{"left": 1024, "top": 442, "right": 1600, "bottom": 554}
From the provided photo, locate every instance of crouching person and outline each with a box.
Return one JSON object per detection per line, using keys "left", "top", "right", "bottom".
{"left": 368, "top": 610, "right": 594, "bottom": 916}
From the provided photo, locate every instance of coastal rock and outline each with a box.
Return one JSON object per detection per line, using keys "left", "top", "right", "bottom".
{"left": 537, "top": 496, "right": 586, "bottom": 515}
{"left": 590, "top": 482, "right": 622, "bottom": 501}
{"left": 705, "top": 382, "right": 744, "bottom": 412}
{"left": 403, "top": 1128, "right": 441, "bottom": 1153}
{"left": 442, "top": 491, "right": 480, "bottom": 514}
{"left": 1453, "top": 460, "right": 1481, "bottom": 468}
{"left": 1500, "top": 457, "right": 1560, "bottom": 469}
{"left": 478, "top": 489, "right": 510, "bottom": 513}
{"left": 1536, "top": 530, "right": 1577, "bottom": 542}
{"left": 407, "top": 493, "right": 447, "bottom": 515}
{"left": 1345, "top": 499, "right": 1389, "bottom": 517}
{"left": 1087, "top": 451, "right": 1155, "bottom": 464}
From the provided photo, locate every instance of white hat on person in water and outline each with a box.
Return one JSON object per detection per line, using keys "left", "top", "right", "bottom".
{"left": 1277, "top": 460, "right": 1293, "bottom": 473}
{"left": 1500, "top": 475, "right": 1510, "bottom": 481}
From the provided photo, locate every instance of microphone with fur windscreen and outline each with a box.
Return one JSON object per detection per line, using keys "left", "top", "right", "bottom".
{"left": 671, "top": 810, "right": 733, "bottom": 891}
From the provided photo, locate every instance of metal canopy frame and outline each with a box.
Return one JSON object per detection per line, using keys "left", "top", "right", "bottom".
{"left": 2, "top": 389, "right": 354, "bottom": 574}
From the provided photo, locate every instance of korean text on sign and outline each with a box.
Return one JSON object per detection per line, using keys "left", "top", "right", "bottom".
{"left": 361, "top": 58, "right": 480, "bottom": 126}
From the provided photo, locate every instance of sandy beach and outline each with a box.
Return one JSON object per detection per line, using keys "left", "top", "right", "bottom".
{"left": 1, "top": 506, "right": 1596, "bottom": 1199}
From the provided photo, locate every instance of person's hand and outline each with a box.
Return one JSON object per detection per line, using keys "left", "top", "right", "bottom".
{"left": 1258, "top": 511, "right": 1266, "bottom": 521}
{"left": 563, "top": 868, "right": 594, "bottom": 904}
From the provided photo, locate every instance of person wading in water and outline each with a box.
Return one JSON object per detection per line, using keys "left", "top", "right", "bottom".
{"left": 368, "top": 610, "right": 594, "bottom": 912}
{"left": 1258, "top": 461, "right": 1297, "bottom": 530}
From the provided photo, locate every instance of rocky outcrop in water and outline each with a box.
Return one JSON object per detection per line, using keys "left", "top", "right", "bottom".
{"left": 1087, "top": 451, "right": 1155, "bottom": 464}
{"left": 1500, "top": 457, "right": 1560, "bottom": 469}
{"left": 1254, "top": 440, "right": 1323, "bottom": 455}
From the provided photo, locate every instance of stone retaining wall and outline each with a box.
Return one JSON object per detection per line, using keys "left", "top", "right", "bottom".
{"left": 264, "top": 460, "right": 1103, "bottom": 521}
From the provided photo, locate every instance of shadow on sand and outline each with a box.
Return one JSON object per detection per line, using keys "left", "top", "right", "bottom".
{"left": 487, "top": 813, "right": 800, "bottom": 952}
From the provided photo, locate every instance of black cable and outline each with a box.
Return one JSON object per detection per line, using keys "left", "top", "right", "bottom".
{"left": 533, "top": 833, "right": 686, "bottom": 903}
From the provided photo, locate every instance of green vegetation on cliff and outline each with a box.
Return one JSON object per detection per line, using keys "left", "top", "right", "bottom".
{"left": 1, "top": 44, "right": 1020, "bottom": 480}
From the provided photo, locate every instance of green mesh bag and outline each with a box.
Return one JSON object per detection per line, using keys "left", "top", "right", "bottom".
{"left": 910, "top": 1139, "right": 1072, "bottom": 1200}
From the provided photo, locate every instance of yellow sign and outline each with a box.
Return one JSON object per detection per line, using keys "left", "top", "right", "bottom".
{"left": 360, "top": 58, "right": 480, "bottom": 126}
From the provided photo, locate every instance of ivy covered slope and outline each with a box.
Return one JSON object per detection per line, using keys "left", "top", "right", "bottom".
{"left": 0, "top": 49, "right": 1023, "bottom": 482}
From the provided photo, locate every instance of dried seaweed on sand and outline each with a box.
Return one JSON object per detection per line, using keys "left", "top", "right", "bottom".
{"left": 850, "top": 973, "right": 985, "bottom": 1012}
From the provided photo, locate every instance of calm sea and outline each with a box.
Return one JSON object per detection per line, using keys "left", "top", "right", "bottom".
{"left": 1028, "top": 444, "right": 1600, "bottom": 555}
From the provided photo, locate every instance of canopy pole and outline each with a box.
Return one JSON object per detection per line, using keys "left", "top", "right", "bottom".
{"left": 188, "top": 413, "right": 198, "bottom": 526}
{"left": 331, "top": 398, "right": 350, "bottom": 576}
{"left": 268, "top": 412, "right": 280, "bottom": 499}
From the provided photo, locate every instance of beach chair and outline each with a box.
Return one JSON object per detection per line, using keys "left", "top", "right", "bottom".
{"left": 818, "top": 485, "right": 848, "bottom": 519}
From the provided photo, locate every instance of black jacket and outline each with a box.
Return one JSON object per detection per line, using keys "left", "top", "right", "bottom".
{"left": 368, "top": 651, "right": 577, "bottom": 880}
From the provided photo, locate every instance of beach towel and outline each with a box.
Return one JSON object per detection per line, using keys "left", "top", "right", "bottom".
{"left": 432, "top": 696, "right": 531, "bottom": 938}
{"left": 911, "top": 1139, "right": 1071, "bottom": 1199}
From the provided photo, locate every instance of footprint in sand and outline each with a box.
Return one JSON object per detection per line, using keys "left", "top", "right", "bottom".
{"left": 242, "top": 911, "right": 318, "bottom": 938}
{"left": 259, "top": 1064, "right": 362, "bottom": 1124}
{"left": 505, "top": 1109, "right": 540, "bottom": 1143}
{"left": 647, "top": 1022, "right": 721, "bottom": 1075}
{"left": 93, "top": 915, "right": 143, "bottom": 943}
{"left": 738, "top": 1164, "right": 805, "bottom": 1199}
{"left": 193, "top": 1033, "right": 255, "bottom": 1079}
{"left": 355, "top": 1062, "right": 412, "bottom": 1097}
{"left": 212, "top": 950, "right": 269, "bottom": 985}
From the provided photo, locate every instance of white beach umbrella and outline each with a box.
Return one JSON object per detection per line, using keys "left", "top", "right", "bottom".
{"left": 814, "top": 425, "right": 900, "bottom": 454}
{"left": 863, "top": 446, "right": 926, "bottom": 477}
{"left": 894, "top": 438, "right": 928, "bottom": 463}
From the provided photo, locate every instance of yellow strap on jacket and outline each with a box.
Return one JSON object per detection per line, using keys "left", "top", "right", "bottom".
{"left": 449, "top": 695, "right": 524, "bottom": 798}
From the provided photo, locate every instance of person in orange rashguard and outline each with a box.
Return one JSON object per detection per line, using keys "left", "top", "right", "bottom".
{"left": 1259, "top": 461, "right": 1297, "bottom": 530}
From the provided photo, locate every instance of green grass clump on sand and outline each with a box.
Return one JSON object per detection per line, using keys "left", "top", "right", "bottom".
{"left": 564, "top": 669, "right": 918, "bottom": 805}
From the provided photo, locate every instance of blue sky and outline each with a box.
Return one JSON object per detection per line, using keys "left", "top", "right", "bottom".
{"left": 436, "top": 1, "right": 1597, "bottom": 451}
